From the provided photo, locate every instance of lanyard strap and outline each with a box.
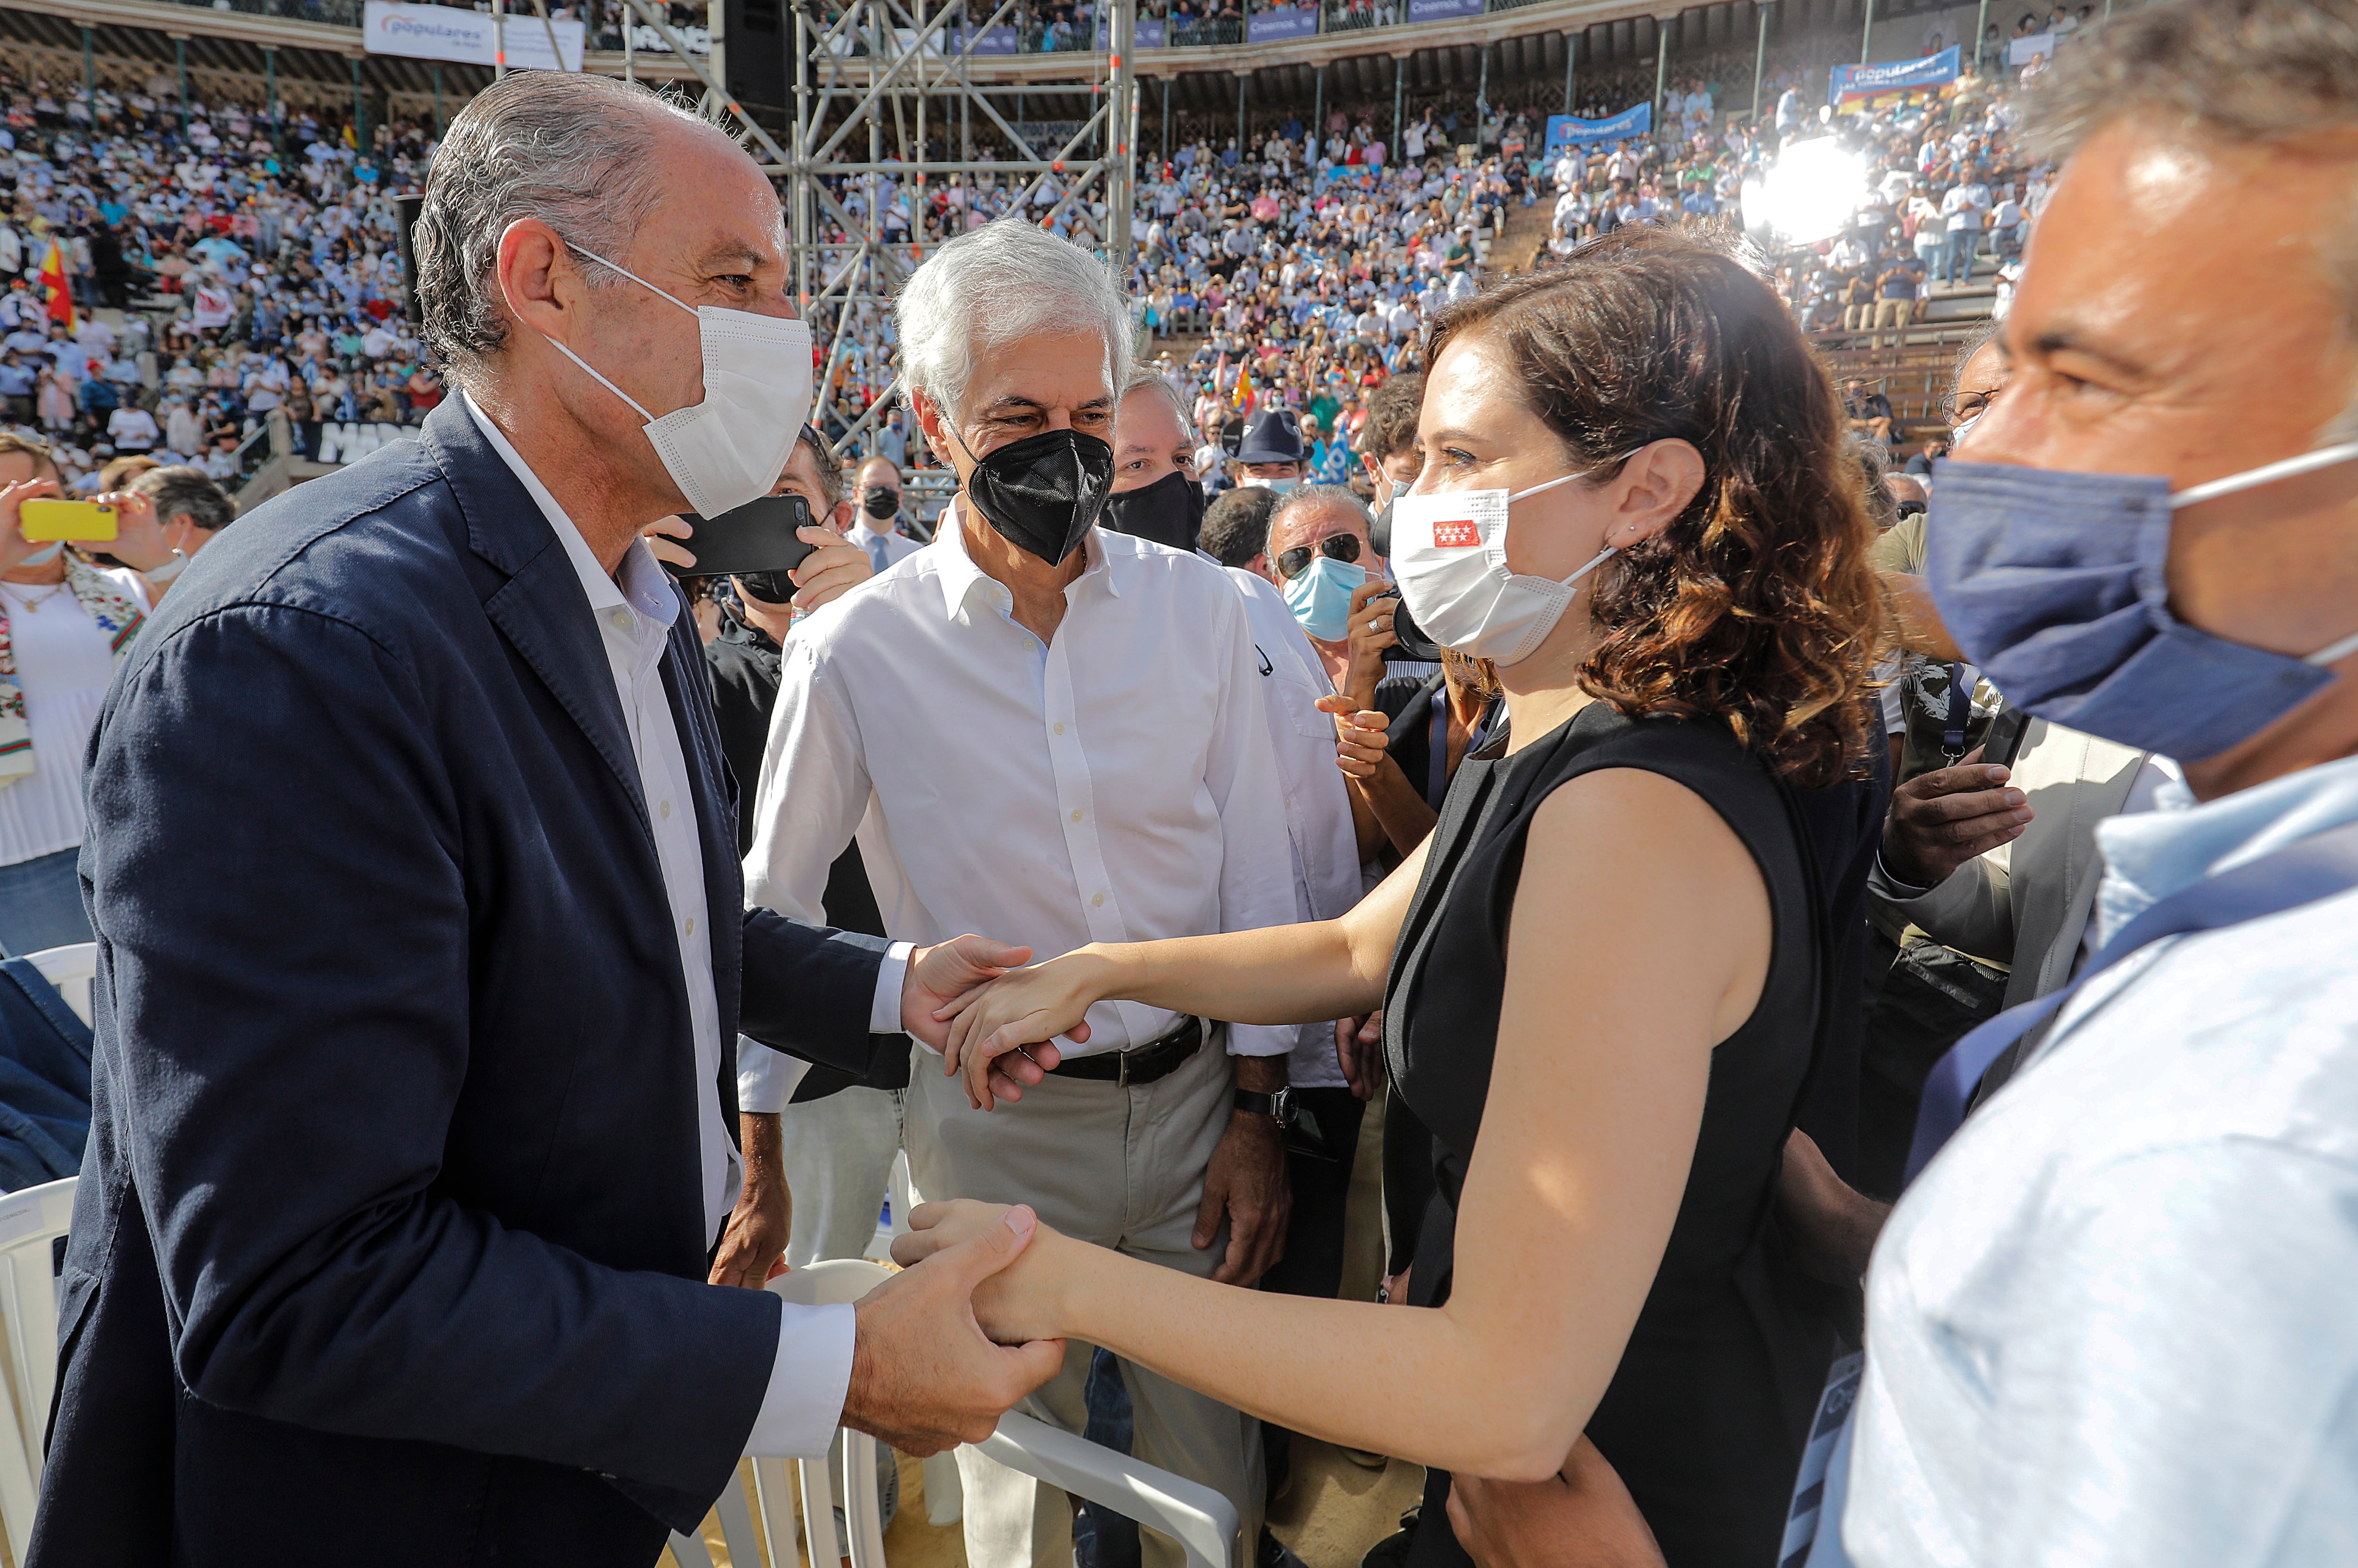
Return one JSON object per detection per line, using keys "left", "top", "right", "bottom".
{"left": 1904, "top": 813, "right": 2358, "bottom": 1182}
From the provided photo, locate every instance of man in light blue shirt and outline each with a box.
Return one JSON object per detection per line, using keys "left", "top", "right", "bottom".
{"left": 1827, "top": 3, "right": 2358, "bottom": 1563}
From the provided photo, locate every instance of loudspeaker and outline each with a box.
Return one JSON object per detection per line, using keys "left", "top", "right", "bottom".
{"left": 725, "top": 0, "right": 790, "bottom": 112}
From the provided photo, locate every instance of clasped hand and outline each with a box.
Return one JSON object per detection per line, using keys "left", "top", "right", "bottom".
{"left": 929, "top": 951, "right": 1108, "bottom": 1110}
{"left": 890, "top": 1198, "right": 1067, "bottom": 1345}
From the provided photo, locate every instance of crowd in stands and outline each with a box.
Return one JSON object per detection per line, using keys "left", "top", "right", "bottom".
{"left": 0, "top": 58, "right": 440, "bottom": 499}
{"left": 19, "top": 8, "right": 2358, "bottom": 1567}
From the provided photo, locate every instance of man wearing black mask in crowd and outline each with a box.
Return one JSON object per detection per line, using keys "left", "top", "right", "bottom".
{"left": 741, "top": 220, "right": 1295, "bottom": 1568}
{"left": 1104, "top": 370, "right": 1206, "bottom": 553}
{"left": 850, "top": 454, "right": 923, "bottom": 568}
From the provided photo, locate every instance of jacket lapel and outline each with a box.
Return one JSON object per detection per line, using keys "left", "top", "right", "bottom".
{"left": 421, "top": 399, "right": 650, "bottom": 834}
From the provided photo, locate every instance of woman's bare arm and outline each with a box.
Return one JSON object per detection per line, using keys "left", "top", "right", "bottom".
{"left": 941, "top": 837, "right": 1430, "bottom": 1100}
{"left": 912, "top": 766, "right": 1773, "bottom": 1480}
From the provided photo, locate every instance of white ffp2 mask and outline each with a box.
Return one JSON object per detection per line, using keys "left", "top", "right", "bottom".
{"left": 539, "top": 242, "right": 813, "bottom": 519}
{"left": 1389, "top": 469, "right": 1613, "bottom": 666}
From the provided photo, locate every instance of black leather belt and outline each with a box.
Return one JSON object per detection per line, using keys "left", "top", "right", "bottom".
{"left": 1046, "top": 1015, "right": 1207, "bottom": 1087}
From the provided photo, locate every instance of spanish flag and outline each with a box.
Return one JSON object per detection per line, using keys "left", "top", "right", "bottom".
{"left": 35, "top": 240, "right": 73, "bottom": 331}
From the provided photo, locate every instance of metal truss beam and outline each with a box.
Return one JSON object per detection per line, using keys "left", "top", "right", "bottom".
{"left": 784, "top": 0, "right": 1137, "bottom": 447}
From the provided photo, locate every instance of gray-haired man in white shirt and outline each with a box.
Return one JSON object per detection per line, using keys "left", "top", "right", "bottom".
{"left": 741, "top": 218, "right": 1296, "bottom": 1568}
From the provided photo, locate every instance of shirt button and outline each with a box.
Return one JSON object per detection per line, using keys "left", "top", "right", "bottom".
{"left": 607, "top": 608, "right": 632, "bottom": 632}
{"left": 685, "top": 916, "right": 697, "bottom": 936}
{"left": 1093, "top": 893, "right": 1105, "bottom": 907}
{"left": 660, "top": 800, "right": 673, "bottom": 820}
{"left": 1070, "top": 808, "right": 1083, "bottom": 822}
{"left": 1054, "top": 722, "right": 1066, "bottom": 736}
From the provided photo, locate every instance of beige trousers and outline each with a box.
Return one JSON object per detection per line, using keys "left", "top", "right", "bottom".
{"left": 905, "top": 1032, "right": 1263, "bottom": 1568}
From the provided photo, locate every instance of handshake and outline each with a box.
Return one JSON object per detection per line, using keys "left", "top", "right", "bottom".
{"left": 898, "top": 933, "right": 1110, "bottom": 1112}
{"left": 844, "top": 932, "right": 1094, "bottom": 1453}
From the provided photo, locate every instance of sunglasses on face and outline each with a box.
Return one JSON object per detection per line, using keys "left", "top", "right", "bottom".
{"left": 1277, "top": 532, "right": 1362, "bottom": 580}
{"left": 1896, "top": 499, "right": 1927, "bottom": 519}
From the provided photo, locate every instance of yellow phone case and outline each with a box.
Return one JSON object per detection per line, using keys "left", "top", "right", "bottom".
{"left": 18, "top": 499, "right": 117, "bottom": 542}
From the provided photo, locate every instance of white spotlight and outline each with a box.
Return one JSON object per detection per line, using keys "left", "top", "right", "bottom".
{"left": 1741, "top": 138, "right": 1868, "bottom": 248}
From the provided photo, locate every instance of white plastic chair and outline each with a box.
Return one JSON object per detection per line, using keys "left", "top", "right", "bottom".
{"left": 18, "top": 944, "right": 95, "bottom": 1028}
{"left": 0, "top": 1177, "right": 75, "bottom": 1564}
{"left": 670, "top": 1259, "right": 1238, "bottom": 1568}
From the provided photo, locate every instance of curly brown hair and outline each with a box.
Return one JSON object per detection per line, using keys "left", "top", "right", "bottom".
{"left": 1422, "top": 227, "right": 1881, "bottom": 788}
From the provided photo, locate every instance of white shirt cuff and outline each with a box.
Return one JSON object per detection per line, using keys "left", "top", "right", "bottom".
{"left": 737, "top": 1033, "right": 811, "bottom": 1114}
{"left": 871, "top": 940, "right": 914, "bottom": 1034}
{"left": 1225, "top": 1022, "right": 1295, "bottom": 1057}
{"left": 742, "top": 1299, "right": 858, "bottom": 1459}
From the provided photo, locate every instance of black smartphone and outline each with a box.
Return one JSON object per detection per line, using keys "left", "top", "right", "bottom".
{"left": 663, "top": 493, "right": 818, "bottom": 580}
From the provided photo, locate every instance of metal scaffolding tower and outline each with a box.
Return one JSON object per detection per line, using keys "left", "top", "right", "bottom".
{"left": 764, "top": 0, "right": 1140, "bottom": 450}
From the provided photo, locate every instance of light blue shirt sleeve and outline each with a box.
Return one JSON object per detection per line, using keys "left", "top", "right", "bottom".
{"left": 1976, "top": 1143, "right": 2358, "bottom": 1568}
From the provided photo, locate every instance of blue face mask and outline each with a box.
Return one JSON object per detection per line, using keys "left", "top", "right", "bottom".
{"left": 1283, "top": 555, "right": 1368, "bottom": 643}
{"left": 1925, "top": 441, "right": 2358, "bottom": 762}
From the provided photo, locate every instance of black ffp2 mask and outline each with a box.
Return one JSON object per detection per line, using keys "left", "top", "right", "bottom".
{"left": 861, "top": 485, "right": 900, "bottom": 521}
{"left": 1102, "top": 469, "right": 1206, "bottom": 554}
{"left": 961, "top": 428, "right": 1114, "bottom": 565}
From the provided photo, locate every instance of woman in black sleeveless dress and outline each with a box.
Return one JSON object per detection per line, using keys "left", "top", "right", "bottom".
{"left": 910, "top": 228, "right": 1884, "bottom": 1567}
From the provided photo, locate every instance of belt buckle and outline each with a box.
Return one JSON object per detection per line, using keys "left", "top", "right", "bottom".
{"left": 1116, "top": 1049, "right": 1133, "bottom": 1089}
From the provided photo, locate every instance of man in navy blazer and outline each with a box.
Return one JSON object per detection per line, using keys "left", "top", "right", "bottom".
{"left": 30, "top": 74, "right": 1065, "bottom": 1566}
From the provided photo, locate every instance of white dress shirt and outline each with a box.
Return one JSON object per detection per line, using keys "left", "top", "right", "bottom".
{"left": 1223, "top": 564, "right": 1361, "bottom": 1088}
{"left": 739, "top": 504, "right": 1295, "bottom": 1108}
{"left": 462, "top": 395, "right": 856, "bottom": 1460}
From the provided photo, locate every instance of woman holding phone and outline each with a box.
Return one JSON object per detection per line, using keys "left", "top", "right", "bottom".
{"left": 0, "top": 433, "right": 147, "bottom": 955}
{"left": 912, "top": 229, "right": 1882, "bottom": 1567}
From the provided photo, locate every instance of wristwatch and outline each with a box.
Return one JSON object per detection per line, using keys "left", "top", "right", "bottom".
{"left": 1233, "top": 1087, "right": 1298, "bottom": 1127}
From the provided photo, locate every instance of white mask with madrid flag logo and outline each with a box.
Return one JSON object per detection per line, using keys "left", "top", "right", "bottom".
{"left": 1389, "top": 469, "right": 1615, "bottom": 666}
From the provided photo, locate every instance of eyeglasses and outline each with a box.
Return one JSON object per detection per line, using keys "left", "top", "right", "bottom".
{"left": 1895, "top": 499, "right": 1927, "bottom": 519}
{"left": 1277, "top": 532, "right": 1362, "bottom": 580}
{"left": 1937, "top": 390, "right": 1996, "bottom": 424}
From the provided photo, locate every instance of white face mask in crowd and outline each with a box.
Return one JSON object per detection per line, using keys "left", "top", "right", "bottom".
{"left": 532, "top": 240, "right": 813, "bottom": 520}
{"left": 1238, "top": 474, "right": 1299, "bottom": 495}
{"left": 1389, "top": 468, "right": 1615, "bottom": 666}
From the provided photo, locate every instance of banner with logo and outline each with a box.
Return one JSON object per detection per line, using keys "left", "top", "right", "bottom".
{"left": 952, "top": 23, "right": 1021, "bottom": 53}
{"left": 1542, "top": 102, "right": 1652, "bottom": 154}
{"left": 363, "top": 0, "right": 584, "bottom": 72}
{"left": 1406, "top": 0, "right": 1484, "bottom": 20}
{"left": 1136, "top": 17, "right": 1165, "bottom": 46}
{"left": 1247, "top": 5, "right": 1319, "bottom": 41}
{"left": 1827, "top": 45, "right": 1959, "bottom": 106}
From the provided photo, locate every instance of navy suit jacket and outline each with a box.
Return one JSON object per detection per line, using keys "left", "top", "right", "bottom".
{"left": 29, "top": 399, "right": 897, "bottom": 1566}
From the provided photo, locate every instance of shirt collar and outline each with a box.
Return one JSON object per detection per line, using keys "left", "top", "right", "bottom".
{"left": 930, "top": 493, "right": 1117, "bottom": 623}
{"left": 2093, "top": 751, "right": 2358, "bottom": 946}
{"left": 461, "top": 390, "right": 678, "bottom": 630}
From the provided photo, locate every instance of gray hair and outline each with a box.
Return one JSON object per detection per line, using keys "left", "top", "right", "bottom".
{"left": 130, "top": 464, "right": 235, "bottom": 533}
{"left": 1850, "top": 439, "right": 1898, "bottom": 532}
{"left": 2023, "top": 0, "right": 2358, "bottom": 421}
{"left": 2023, "top": 0, "right": 2358, "bottom": 159}
{"left": 416, "top": 74, "right": 725, "bottom": 387}
{"left": 895, "top": 219, "right": 1132, "bottom": 424}
{"left": 796, "top": 427, "right": 845, "bottom": 511}
{"left": 1269, "top": 483, "right": 1372, "bottom": 545}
